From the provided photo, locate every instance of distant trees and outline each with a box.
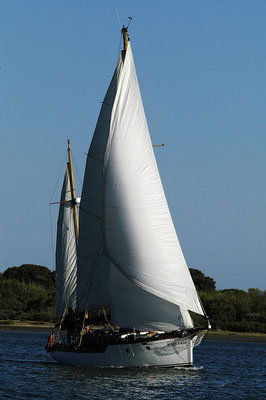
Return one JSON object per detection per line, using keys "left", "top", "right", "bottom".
{"left": 188, "top": 268, "right": 266, "bottom": 333}
{"left": 0, "top": 264, "right": 265, "bottom": 333}
{"left": 189, "top": 268, "right": 216, "bottom": 292}
{"left": 2, "top": 264, "right": 55, "bottom": 288}
{"left": 199, "top": 288, "right": 266, "bottom": 333}
{"left": 0, "top": 264, "right": 56, "bottom": 322}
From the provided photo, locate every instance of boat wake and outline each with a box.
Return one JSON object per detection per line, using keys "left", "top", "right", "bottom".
{"left": 173, "top": 366, "right": 205, "bottom": 372}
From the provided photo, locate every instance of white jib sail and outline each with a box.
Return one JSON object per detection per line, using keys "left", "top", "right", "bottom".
{"left": 56, "top": 165, "right": 77, "bottom": 320}
{"left": 103, "top": 42, "right": 204, "bottom": 330}
{"left": 78, "top": 41, "right": 204, "bottom": 330}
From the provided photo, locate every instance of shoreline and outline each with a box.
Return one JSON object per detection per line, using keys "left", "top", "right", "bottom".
{"left": 0, "top": 320, "right": 53, "bottom": 333}
{"left": 0, "top": 321, "right": 265, "bottom": 342}
{"left": 205, "top": 330, "right": 266, "bottom": 343}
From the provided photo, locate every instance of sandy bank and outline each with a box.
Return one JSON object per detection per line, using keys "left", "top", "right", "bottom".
{"left": 0, "top": 320, "right": 53, "bottom": 332}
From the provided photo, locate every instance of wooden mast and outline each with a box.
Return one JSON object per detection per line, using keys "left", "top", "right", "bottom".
{"left": 121, "top": 25, "right": 128, "bottom": 51}
{"left": 67, "top": 139, "right": 79, "bottom": 239}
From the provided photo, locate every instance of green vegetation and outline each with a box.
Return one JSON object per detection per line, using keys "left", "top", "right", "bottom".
{"left": 189, "top": 268, "right": 216, "bottom": 292}
{"left": 0, "top": 264, "right": 56, "bottom": 322}
{"left": 190, "top": 268, "right": 266, "bottom": 333}
{"left": 0, "top": 264, "right": 265, "bottom": 333}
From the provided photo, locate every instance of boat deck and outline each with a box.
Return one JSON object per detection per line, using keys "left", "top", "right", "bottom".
{"left": 46, "top": 328, "right": 201, "bottom": 353}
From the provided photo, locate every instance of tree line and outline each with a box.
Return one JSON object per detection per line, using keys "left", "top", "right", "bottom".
{"left": 0, "top": 264, "right": 56, "bottom": 322}
{"left": 190, "top": 268, "right": 266, "bottom": 333}
{"left": 0, "top": 264, "right": 265, "bottom": 333}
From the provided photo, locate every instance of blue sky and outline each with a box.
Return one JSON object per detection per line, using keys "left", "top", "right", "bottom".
{"left": 0, "top": 0, "right": 265, "bottom": 290}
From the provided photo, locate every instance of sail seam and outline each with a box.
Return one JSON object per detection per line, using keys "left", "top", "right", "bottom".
{"left": 104, "top": 250, "right": 198, "bottom": 313}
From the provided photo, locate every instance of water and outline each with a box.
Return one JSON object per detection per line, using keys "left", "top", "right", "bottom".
{"left": 0, "top": 331, "right": 265, "bottom": 399}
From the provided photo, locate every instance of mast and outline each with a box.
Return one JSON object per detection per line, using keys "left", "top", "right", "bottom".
{"left": 121, "top": 25, "right": 128, "bottom": 51}
{"left": 67, "top": 139, "right": 79, "bottom": 239}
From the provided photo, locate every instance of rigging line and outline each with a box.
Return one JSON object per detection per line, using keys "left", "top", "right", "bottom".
{"left": 58, "top": 290, "right": 75, "bottom": 334}
{"left": 71, "top": 151, "right": 83, "bottom": 191}
{"left": 115, "top": 8, "right": 121, "bottom": 27}
{"left": 79, "top": 282, "right": 92, "bottom": 348}
{"left": 127, "top": 16, "right": 133, "bottom": 29}
{"left": 79, "top": 251, "right": 111, "bottom": 341}
{"left": 49, "top": 153, "right": 67, "bottom": 203}
{"left": 77, "top": 242, "right": 106, "bottom": 335}
{"left": 77, "top": 234, "right": 106, "bottom": 311}
{"left": 197, "top": 293, "right": 208, "bottom": 319}
{"left": 78, "top": 243, "right": 104, "bottom": 301}
{"left": 49, "top": 204, "right": 55, "bottom": 269}
{"left": 135, "top": 57, "right": 163, "bottom": 148}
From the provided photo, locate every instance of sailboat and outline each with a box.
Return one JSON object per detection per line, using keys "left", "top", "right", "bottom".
{"left": 46, "top": 26, "right": 210, "bottom": 367}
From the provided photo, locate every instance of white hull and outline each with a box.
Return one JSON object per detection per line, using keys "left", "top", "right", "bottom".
{"left": 49, "top": 336, "right": 196, "bottom": 368}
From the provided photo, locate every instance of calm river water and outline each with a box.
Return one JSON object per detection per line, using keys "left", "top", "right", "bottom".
{"left": 0, "top": 331, "right": 265, "bottom": 399}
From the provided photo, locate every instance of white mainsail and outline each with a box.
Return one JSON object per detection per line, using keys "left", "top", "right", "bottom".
{"left": 76, "top": 56, "right": 124, "bottom": 312}
{"left": 77, "top": 42, "right": 204, "bottom": 330}
{"left": 56, "top": 165, "right": 77, "bottom": 319}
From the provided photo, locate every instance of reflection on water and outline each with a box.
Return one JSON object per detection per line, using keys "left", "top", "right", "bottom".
{"left": 42, "top": 362, "right": 204, "bottom": 400}
{"left": 0, "top": 331, "right": 265, "bottom": 400}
